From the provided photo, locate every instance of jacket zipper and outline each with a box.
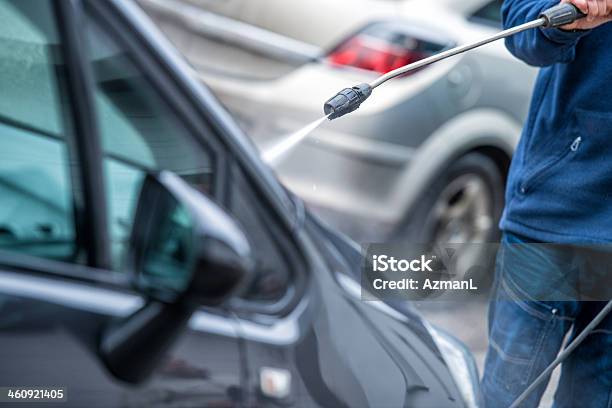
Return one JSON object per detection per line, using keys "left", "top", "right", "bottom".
{"left": 570, "top": 136, "right": 582, "bottom": 152}
{"left": 520, "top": 136, "right": 582, "bottom": 194}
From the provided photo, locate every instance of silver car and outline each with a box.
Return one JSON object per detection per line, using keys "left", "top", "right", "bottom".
{"left": 141, "top": 0, "right": 537, "bottom": 244}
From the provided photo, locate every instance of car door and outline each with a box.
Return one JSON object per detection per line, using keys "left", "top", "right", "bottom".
{"left": 0, "top": 1, "right": 246, "bottom": 406}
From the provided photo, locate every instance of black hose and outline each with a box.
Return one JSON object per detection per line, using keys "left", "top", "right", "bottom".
{"left": 508, "top": 300, "right": 612, "bottom": 408}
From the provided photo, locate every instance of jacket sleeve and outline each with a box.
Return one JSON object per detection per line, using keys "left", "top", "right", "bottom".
{"left": 502, "top": 0, "right": 590, "bottom": 66}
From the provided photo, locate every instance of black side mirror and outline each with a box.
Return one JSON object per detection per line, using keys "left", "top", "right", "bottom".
{"left": 130, "top": 171, "right": 252, "bottom": 305}
{"left": 100, "top": 171, "right": 253, "bottom": 384}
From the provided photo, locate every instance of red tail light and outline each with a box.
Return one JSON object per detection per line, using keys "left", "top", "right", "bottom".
{"left": 327, "top": 23, "right": 449, "bottom": 75}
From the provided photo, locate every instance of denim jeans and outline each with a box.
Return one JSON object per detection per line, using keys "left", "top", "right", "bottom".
{"left": 481, "top": 232, "right": 612, "bottom": 408}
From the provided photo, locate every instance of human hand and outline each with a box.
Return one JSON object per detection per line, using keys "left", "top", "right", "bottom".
{"left": 561, "top": 0, "right": 612, "bottom": 30}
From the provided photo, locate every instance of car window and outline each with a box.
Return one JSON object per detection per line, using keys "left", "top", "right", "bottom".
{"left": 0, "top": 0, "right": 79, "bottom": 261}
{"left": 470, "top": 0, "right": 503, "bottom": 27}
{"left": 85, "top": 7, "right": 295, "bottom": 305}
{"left": 228, "top": 166, "right": 292, "bottom": 304}
{"left": 84, "top": 15, "right": 215, "bottom": 270}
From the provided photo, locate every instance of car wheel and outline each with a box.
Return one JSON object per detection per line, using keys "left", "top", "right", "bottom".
{"left": 396, "top": 152, "right": 505, "bottom": 246}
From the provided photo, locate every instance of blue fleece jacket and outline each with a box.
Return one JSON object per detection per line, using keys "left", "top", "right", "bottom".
{"left": 500, "top": 0, "right": 612, "bottom": 243}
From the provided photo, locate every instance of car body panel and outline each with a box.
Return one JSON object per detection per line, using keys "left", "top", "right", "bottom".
{"left": 235, "top": 217, "right": 466, "bottom": 407}
{"left": 0, "top": 269, "right": 244, "bottom": 407}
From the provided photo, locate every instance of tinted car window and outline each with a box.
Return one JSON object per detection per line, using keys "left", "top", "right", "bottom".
{"left": 471, "top": 0, "right": 503, "bottom": 27}
{"left": 85, "top": 8, "right": 294, "bottom": 304}
{"left": 229, "top": 167, "right": 291, "bottom": 302}
{"left": 0, "top": 0, "right": 79, "bottom": 260}
{"left": 85, "top": 16, "right": 215, "bottom": 269}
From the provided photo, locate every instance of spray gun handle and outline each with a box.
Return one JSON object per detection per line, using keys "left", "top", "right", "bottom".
{"left": 540, "top": 3, "right": 587, "bottom": 28}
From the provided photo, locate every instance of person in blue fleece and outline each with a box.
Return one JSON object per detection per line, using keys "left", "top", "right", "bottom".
{"left": 482, "top": 0, "right": 612, "bottom": 406}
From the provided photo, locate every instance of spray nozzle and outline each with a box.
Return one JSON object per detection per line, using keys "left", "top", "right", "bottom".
{"left": 323, "top": 83, "right": 372, "bottom": 120}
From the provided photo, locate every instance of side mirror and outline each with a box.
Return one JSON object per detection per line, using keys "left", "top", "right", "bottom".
{"left": 130, "top": 171, "right": 253, "bottom": 306}
{"left": 100, "top": 171, "right": 253, "bottom": 384}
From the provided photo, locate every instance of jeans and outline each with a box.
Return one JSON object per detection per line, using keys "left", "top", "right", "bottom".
{"left": 481, "top": 232, "right": 612, "bottom": 408}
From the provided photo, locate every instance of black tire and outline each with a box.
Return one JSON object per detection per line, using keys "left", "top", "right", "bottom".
{"left": 395, "top": 152, "right": 505, "bottom": 245}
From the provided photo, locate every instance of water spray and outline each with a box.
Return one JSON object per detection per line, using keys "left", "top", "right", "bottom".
{"left": 262, "top": 115, "right": 330, "bottom": 164}
{"left": 323, "top": 3, "right": 585, "bottom": 120}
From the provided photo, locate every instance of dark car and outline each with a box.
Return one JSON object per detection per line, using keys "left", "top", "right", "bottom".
{"left": 0, "top": 0, "right": 479, "bottom": 406}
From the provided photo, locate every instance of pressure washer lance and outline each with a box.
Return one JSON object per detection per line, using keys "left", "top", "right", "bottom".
{"left": 323, "top": 3, "right": 586, "bottom": 120}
